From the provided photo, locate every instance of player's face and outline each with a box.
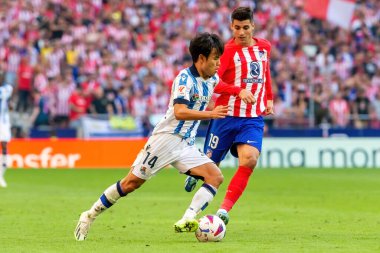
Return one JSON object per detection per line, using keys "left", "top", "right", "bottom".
{"left": 200, "top": 48, "right": 221, "bottom": 79}
{"left": 231, "top": 19, "right": 254, "bottom": 46}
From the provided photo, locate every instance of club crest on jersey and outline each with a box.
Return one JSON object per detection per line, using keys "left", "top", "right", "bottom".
{"left": 140, "top": 166, "right": 147, "bottom": 175}
{"left": 259, "top": 50, "right": 267, "bottom": 61}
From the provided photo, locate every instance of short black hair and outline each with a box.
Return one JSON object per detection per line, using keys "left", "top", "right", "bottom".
{"left": 189, "top": 32, "right": 224, "bottom": 63}
{"left": 231, "top": 7, "right": 252, "bottom": 22}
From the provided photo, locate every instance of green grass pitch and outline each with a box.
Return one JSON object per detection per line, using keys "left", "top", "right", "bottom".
{"left": 1, "top": 168, "right": 379, "bottom": 253}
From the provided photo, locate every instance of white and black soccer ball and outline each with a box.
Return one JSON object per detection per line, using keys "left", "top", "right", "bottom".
{"left": 195, "top": 215, "right": 226, "bottom": 242}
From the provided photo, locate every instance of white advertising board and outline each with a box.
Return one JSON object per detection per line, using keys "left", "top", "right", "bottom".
{"left": 196, "top": 138, "right": 380, "bottom": 169}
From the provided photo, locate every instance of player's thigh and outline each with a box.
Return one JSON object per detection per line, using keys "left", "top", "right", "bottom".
{"left": 171, "top": 144, "right": 215, "bottom": 175}
{"left": 187, "top": 162, "right": 222, "bottom": 180}
{"left": 131, "top": 134, "right": 183, "bottom": 180}
{"left": 204, "top": 117, "right": 238, "bottom": 163}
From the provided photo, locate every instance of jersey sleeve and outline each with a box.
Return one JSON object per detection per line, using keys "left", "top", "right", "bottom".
{"left": 214, "top": 77, "right": 242, "bottom": 96}
{"left": 265, "top": 48, "right": 273, "bottom": 101}
{"left": 173, "top": 72, "right": 192, "bottom": 105}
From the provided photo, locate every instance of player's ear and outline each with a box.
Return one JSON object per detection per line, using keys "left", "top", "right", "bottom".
{"left": 199, "top": 54, "right": 206, "bottom": 63}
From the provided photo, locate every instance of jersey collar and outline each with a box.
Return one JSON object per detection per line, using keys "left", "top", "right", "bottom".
{"left": 230, "top": 37, "right": 258, "bottom": 48}
{"left": 189, "top": 64, "right": 200, "bottom": 77}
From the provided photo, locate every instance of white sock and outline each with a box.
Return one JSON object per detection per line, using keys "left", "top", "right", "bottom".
{"left": 183, "top": 183, "right": 217, "bottom": 219}
{"left": 88, "top": 181, "right": 126, "bottom": 218}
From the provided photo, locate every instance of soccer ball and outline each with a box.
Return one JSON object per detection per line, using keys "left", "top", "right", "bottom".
{"left": 195, "top": 215, "right": 226, "bottom": 242}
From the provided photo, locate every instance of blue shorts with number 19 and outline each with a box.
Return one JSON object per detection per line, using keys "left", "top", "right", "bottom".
{"left": 203, "top": 116, "right": 264, "bottom": 163}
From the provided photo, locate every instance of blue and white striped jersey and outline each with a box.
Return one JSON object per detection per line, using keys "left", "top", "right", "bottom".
{"left": 0, "top": 84, "right": 13, "bottom": 125}
{"left": 152, "top": 65, "right": 219, "bottom": 145}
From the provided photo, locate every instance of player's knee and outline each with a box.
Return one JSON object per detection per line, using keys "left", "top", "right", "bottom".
{"left": 215, "top": 173, "right": 224, "bottom": 187}
{"left": 248, "top": 156, "right": 258, "bottom": 168}
{"left": 240, "top": 155, "right": 259, "bottom": 169}
{"left": 204, "top": 170, "right": 223, "bottom": 188}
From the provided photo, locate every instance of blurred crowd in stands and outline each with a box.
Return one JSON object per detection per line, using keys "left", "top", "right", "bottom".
{"left": 0, "top": 0, "right": 379, "bottom": 137}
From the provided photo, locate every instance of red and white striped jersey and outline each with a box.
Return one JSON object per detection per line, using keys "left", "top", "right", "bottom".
{"left": 215, "top": 37, "right": 273, "bottom": 117}
{"left": 329, "top": 98, "right": 350, "bottom": 127}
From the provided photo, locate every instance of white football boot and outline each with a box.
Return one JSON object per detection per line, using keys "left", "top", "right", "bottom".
{"left": 74, "top": 211, "right": 95, "bottom": 241}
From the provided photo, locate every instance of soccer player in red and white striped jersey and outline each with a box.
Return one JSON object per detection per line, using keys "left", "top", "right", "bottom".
{"left": 215, "top": 27, "right": 273, "bottom": 117}
{"left": 185, "top": 7, "right": 274, "bottom": 225}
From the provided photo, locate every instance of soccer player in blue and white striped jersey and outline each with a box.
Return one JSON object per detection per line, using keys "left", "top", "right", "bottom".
{"left": 74, "top": 32, "right": 254, "bottom": 241}
{"left": 0, "top": 81, "right": 13, "bottom": 188}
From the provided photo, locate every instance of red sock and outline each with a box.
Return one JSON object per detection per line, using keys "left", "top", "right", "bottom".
{"left": 220, "top": 166, "right": 253, "bottom": 212}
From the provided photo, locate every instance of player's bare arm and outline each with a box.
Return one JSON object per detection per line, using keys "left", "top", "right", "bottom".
{"left": 174, "top": 103, "right": 228, "bottom": 120}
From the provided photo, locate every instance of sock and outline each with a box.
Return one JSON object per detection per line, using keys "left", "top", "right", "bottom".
{"left": 88, "top": 180, "right": 127, "bottom": 218}
{"left": 220, "top": 166, "right": 253, "bottom": 212}
{"left": 183, "top": 183, "right": 217, "bottom": 219}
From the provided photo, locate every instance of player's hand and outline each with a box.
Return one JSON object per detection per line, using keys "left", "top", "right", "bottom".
{"left": 264, "top": 100, "right": 274, "bottom": 115}
{"left": 239, "top": 89, "right": 256, "bottom": 104}
{"left": 210, "top": 105, "right": 229, "bottom": 119}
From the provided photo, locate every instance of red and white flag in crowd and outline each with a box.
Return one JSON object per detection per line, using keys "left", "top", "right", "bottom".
{"left": 304, "top": 0, "right": 355, "bottom": 29}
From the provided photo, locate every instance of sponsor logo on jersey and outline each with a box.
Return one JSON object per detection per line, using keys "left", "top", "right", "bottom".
{"left": 250, "top": 61, "right": 260, "bottom": 77}
{"left": 192, "top": 93, "right": 211, "bottom": 102}
{"left": 243, "top": 77, "right": 263, "bottom": 83}
{"left": 177, "top": 85, "right": 186, "bottom": 97}
{"left": 243, "top": 61, "right": 263, "bottom": 84}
